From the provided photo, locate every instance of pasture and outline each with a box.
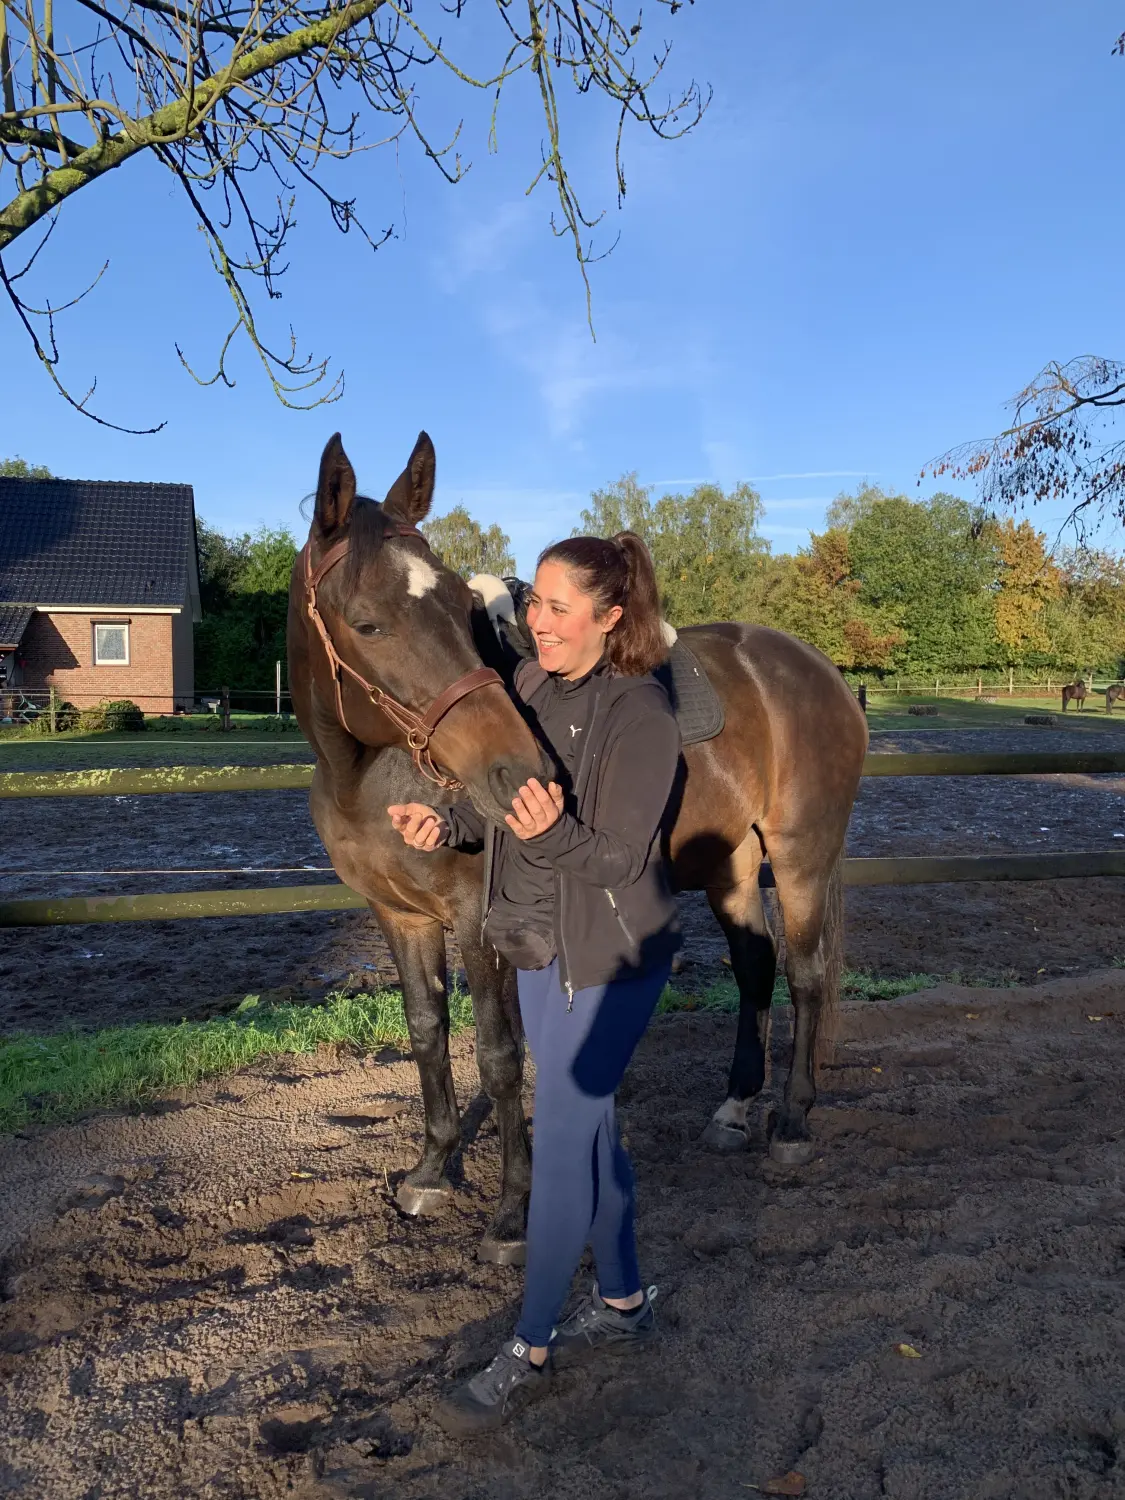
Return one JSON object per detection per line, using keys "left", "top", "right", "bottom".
{"left": 0, "top": 716, "right": 1123, "bottom": 1498}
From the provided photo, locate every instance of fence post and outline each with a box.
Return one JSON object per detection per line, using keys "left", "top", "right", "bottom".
{"left": 221, "top": 685, "right": 231, "bottom": 733}
{"left": 1009, "top": 667, "right": 1014, "bottom": 696}
{"left": 858, "top": 683, "right": 867, "bottom": 715}
{"left": 275, "top": 660, "right": 281, "bottom": 717}
{"left": 49, "top": 685, "right": 58, "bottom": 734}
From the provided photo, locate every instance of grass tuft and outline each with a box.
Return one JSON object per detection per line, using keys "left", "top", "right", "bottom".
{"left": 0, "top": 969, "right": 946, "bottom": 1134}
{"left": 0, "top": 986, "right": 475, "bottom": 1134}
{"left": 659, "top": 968, "right": 939, "bottom": 1014}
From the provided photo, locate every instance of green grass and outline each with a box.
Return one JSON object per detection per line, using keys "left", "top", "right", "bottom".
{"left": 0, "top": 987, "right": 474, "bottom": 1134}
{"left": 0, "top": 969, "right": 943, "bottom": 1134}
{"left": 659, "top": 968, "right": 939, "bottom": 1014}
{"left": 865, "top": 693, "right": 1125, "bottom": 734}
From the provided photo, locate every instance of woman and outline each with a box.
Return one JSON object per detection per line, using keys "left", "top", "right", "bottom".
{"left": 387, "top": 533, "right": 681, "bottom": 1436}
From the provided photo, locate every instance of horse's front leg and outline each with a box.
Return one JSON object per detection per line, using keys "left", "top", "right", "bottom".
{"left": 454, "top": 913, "right": 531, "bottom": 1265}
{"left": 370, "top": 901, "right": 460, "bottom": 1214}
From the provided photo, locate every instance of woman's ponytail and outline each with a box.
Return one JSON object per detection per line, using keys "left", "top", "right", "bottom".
{"left": 606, "top": 532, "right": 667, "bottom": 675}
{"left": 537, "top": 531, "right": 669, "bottom": 676}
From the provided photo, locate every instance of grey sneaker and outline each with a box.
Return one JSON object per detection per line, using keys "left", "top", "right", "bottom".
{"left": 434, "top": 1337, "right": 552, "bottom": 1436}
{"left": 552, "top": 1284, "right": 658, "bottom": 1366}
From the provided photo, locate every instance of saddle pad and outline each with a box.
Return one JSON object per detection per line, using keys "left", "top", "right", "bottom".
{"left": 653, "top": 640, "right": 725, "bottom": 746}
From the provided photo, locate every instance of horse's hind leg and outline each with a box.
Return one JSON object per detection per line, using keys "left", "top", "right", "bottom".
{"left": 370, "top": 901, "right": 460, "bottom": 1216}
{"left": 701, "top": 838, "right": 777, "bottom": 1153}
{"left": 767, "top": 848, "right": 844, "bottom": 1166}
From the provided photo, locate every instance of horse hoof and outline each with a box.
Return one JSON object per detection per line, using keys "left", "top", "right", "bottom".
{"left": 700, "top": 1120, "right": 750, "bottom": 1154}
{"left": 478, "top": 1237, "right": 527, "bottom": 1267}
{"left": 768, "top": 1137, "right": 815, "bottom": 1166}
{"left": 395, "top": 1181, "right": 452, "bottom": 1216}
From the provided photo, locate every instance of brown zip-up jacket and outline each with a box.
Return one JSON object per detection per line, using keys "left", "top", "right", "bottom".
{"left": 443, "top": 659, "right": 683, "bottom": 996}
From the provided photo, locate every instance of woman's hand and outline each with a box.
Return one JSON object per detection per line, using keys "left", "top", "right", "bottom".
{"left": 505, "top": 779, "right": 564, "bottom": 841}
{"left": 387, "top": 803, "right": 449, "bottom": 851}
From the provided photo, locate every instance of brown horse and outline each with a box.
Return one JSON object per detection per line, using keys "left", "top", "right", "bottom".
{"left": 1062, "top": 678, "right": 1088, "bottom": 711}
{"left": 289, "top": 432, "right": 868, "bottom": 1262}
{"left": 1107, "top": 683, "right": 1123, "bottom": 714}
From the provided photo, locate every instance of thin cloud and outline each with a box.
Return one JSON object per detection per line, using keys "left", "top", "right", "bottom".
{"left": 748, "top": 470, "right": 875, "bottom": 481}
{"left": 650, "top": 471, "right": 874, "bottom": 487}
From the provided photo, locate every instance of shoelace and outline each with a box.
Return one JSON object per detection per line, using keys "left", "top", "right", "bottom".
{"left": 472, "top": 1346, "right": 526, "bottom": 1401}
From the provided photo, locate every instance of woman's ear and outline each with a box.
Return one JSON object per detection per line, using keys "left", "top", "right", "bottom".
{"left": 600, "top": 605, "right": 624, "bottom": 635}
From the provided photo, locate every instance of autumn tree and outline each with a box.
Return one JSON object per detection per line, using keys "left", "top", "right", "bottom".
{"left": 0, "top": 1, "right": 707, "bottom": 430}
{"left": 579, "top": 472, "right": 770, "bottom": 625}
{"left": 763, "top": 526, "right": 902, "bottom": 669}
{"left": 986, "top": 518, "right": 1060, "bottom": 665}
{"left": 423, "top": 506, "right": 515, "bottom": 580}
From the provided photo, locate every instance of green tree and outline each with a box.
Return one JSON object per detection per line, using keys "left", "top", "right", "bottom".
{"left": 0, "top": 456, "right": 52, "bottom": 478}
{"left": 1044, "top": 549, "right": 1125, "bottom": 677}
{"left": 579, "top": 474, "right": 770, "bottom": 625}
{"left": 845, "top": 489, "right": 1000, "bottom": 674}
{"left": 422, "top": 507, "right": 515, "bottom": 580}
{"left": 193, "top": 521, "right": 297, "bottom": 692}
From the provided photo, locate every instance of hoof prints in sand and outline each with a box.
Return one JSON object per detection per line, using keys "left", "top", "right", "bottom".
{"left": 1, "top": 975, "right": 1124, "bottom": 1499}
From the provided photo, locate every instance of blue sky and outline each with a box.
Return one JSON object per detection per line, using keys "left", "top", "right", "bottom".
{"left": 3, "top": 2, "right": 1124, "bottom": 573}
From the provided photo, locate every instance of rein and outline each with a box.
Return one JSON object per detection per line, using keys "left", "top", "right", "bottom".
{"left": 301, "top": 527, "right": 502, "bottom": 790}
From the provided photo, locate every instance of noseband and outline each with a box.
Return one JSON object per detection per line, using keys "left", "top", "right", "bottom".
{"left": 301, "top": 528, "right": 502, "bottom": 790}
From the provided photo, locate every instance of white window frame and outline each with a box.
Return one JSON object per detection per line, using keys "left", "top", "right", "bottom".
{"left": 93, "top": 621, "right": 130, "bottom": 667}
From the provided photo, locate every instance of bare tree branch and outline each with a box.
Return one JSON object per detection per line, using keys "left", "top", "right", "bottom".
{"left": 927, "top": 32, "right": 1125, "bottom": 537}
{"left": 0, "top": 0, "right": 707, "bottom": 428}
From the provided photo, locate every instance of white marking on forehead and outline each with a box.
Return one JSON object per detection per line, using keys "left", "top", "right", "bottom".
{"left": 403, "top": 554, "right": 439, "bottom": 598}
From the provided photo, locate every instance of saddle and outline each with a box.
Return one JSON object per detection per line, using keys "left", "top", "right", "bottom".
{"left": 490, "top": 577, "right": 724, "bottom": 747}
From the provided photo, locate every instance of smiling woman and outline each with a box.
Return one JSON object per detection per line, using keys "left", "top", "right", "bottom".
{"left": 388, "top": 527, "right": 685, "bottom": 1434}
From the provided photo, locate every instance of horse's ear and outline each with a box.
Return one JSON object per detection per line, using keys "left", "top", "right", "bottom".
{"left": 315, "top": 433, "right": 356, "bottom": 536}
{"left": 383, "top": 431, "right": 436, "bottom": 526}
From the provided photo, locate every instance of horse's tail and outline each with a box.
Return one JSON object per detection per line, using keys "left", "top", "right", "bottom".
{"left": 815, "top": 850, "right": 845, "bottom": 1076}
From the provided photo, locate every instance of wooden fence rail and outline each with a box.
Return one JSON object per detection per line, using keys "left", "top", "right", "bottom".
{"left": 1, "top": 752, "right": 1125, "bottom": 800}
{"left": 3, "top": 851, "right": 1124, "bottom": 927}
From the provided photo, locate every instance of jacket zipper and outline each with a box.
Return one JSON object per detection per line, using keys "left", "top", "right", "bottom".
{"left": 556, "top": 679, "right": 605, "bottom": 1011}
{"left": 606, "top": 888, "right": 635, "bottom": 947}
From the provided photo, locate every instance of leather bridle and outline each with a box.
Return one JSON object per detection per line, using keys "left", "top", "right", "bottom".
{"left": 301, "top": 525, "right": 502, "bottom": 790}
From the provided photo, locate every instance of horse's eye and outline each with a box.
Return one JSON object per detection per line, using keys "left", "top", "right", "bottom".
{"left": 354, "top": 622, "right": 383, "bottom": 638}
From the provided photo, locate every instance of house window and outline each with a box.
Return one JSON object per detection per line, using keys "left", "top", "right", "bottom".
{"left": 93, "top": 622, "right": 130, "bottom": 665}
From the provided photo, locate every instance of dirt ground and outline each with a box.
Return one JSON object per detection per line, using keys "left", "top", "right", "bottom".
{"left": 1, "top": 971, "right": 1123, "bottom": 1500}
{"left": 1, "top": 727, "right": 1124, "bottom": 1033}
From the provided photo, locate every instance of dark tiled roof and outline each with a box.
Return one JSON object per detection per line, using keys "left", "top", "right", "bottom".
{"left": 0, "top": 604, "right": 33, "bottom": 648}
{"left": 0, "top": 478, "right": 195, "bottom": 606}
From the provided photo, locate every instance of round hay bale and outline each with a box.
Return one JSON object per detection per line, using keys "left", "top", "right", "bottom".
{"left": 907, "top": 704, "right": 939, "bottom": 716}
{"left": 1024, "top": 713, "right": 1056, "bottom": 726}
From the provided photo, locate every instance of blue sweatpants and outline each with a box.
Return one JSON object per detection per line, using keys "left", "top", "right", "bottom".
{"left": 515, "top": 957, "right": 671, "bottom": 1348}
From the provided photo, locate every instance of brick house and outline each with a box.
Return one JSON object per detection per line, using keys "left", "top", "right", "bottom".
{"left": 0, "top": 477, "right": 201, "bottom": 713}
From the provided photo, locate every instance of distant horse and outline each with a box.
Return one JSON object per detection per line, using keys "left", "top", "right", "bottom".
{"left": 289, "top": 432, "right": 868, "bottom": 1262}
{"left": 1062, "top": 679, "right": 1088, "bottom": 712}
{"left": 1108, "top": 683, "right": 1124, "bottom": 714}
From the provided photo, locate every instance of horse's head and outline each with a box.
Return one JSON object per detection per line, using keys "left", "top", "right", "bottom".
{"left": 293, "top": 431, "right": 548, "bottom": 820}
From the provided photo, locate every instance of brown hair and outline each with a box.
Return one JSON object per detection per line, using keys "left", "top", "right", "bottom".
{"left": 537, "top": 532, "right": 667, "bottom": 676}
